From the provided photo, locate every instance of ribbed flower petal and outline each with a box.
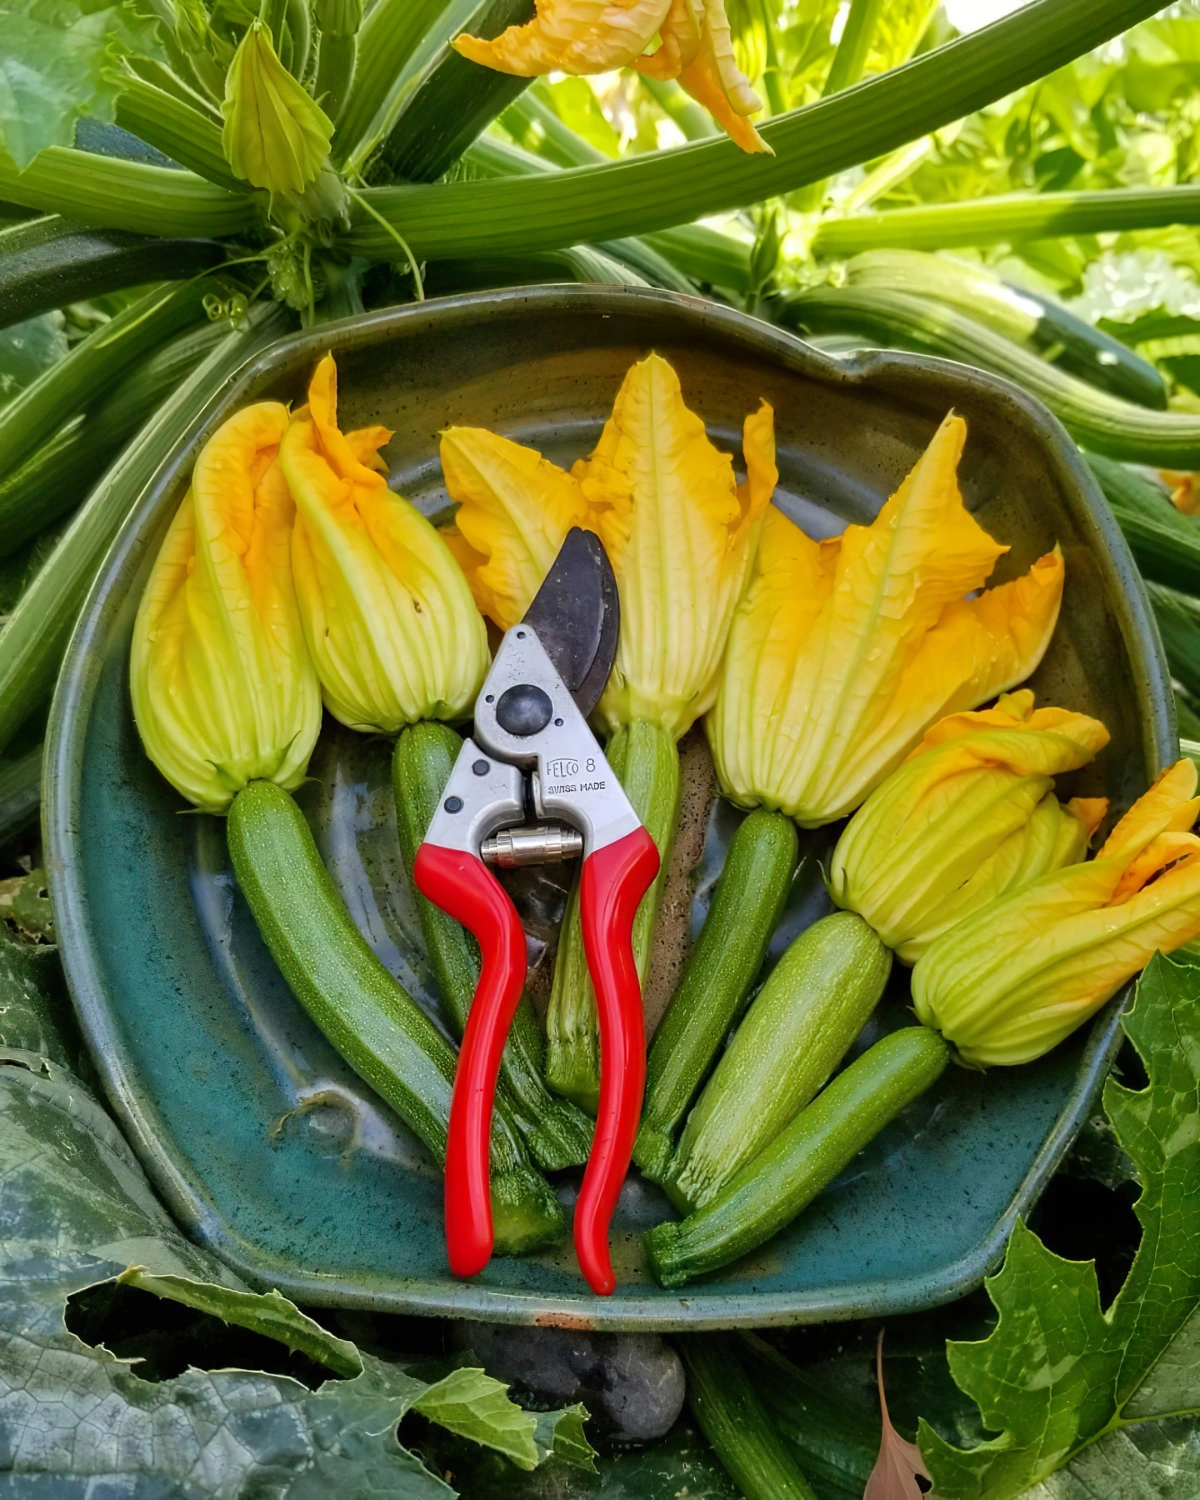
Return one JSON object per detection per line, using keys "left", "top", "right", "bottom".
{"left": 131, "top": 402, "right": 321, "bottom": 814}
{"left": 912, "top": 760, "right": 1200, "bottom": 1065}
{"left": 576, "top": 354, "right": 775, "bottom": 736}
{"left": 708, "top": 412, "right": 1066, "bottom": 825}
{"left": 828, "top": 693, "right": 1110, "bottom": 962}
{"left": 452, "top": 0, "right": 672, "bottom": 75}
{"left": 221, "top": 21, "right": 332, "bottom": 196}
{"left": 633, "top": 0, "right": 703, "bottom": 78}
{"left": 674, "top": 0, "right": 769, "bottom": 153}
{"left": 445, "top": 354, "right": 775, "bottom": 739}
{"left": 439, "top": 426, "right": 592, "bottom": 631}
{"left": 282, "top": 356, "right": 489, "bottom": 733}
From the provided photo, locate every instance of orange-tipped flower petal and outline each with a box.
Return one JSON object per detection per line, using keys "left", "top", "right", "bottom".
{"left": 829, "top": 692, "right": 1110, "bottom": 962}
{"left": 708, "top": 413, "right": 1066, "bottom": 825}
{"left": 453, "top": 0, "right": 673, "bottom": 75}
{"left": 131, "top": 402, "right": 321, "bottom": 813}
{"left": 444, "top": 353, "right": 775, "bottom": 740}
{"left": 912, "top": 759, "right": 1200, "bottom": 1065}
{"left": 576, "top": 354, "right": 776, "bottom": 736}
{"left": 282, "top": 355, "right": 489, "bottom": 733}
{"left": 439, "top": 426, "right": 593, "bottom": 632}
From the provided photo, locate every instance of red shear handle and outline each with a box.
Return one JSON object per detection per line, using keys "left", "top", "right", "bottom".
{"left": 576, "top": 826, "right": 660, "bottom": 1295}
{"left": 412, "top": 843, "right": 527, "bottom": 1279}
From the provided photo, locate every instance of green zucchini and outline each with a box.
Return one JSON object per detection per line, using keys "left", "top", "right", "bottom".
{"left": 0, "top": 742, "right": 41, "bottom": 845}
{"left": 633, "top": 809, "right": 799, "bottom": 1183}
{"left": 842, "top": 249, "right": 1169, "bottom": 409}
{"left": 663, "top": 911, "right": 892, "bottom": 1211}
{"left": 740, "top": 1333, "right": 879, "bottom": 1497}
{"left": 1084, "top": 451, "right": 1200, "bottom": 596}
{"left": 644, "top": 1026, "right": 950, "bottom": 1288}
{"left": 1147, "top": 580, "right": 1200, "bottom": 701}
{"left": 778, "top": 287, "right": 1200, "bottom": 470}
{"left": 0, "top": 300, "right": 290, "bottom": 756}
{"left": 0, "top": 216, "right": 225, "bottom": 330}
{"left": 367, "top": 0, "right": 536, "bottom": 185}
{"left": 332, "top": 0, "right": 446, "bottom": 166}
{"left": 0, "top": 319, "right": 228, "bottom": 558}
{"left": 680, "top": 1335, "right": 818, "bottom": 1500}
{"left": 228, "top": 781, "right": 563, "bottom": 1255}
{"left": 546, "top": 720, "right": 682, "bottom": 1113}
{"left": 0, "top": 278, "right": 215, "bottom": 478}
{"left": 392, "top": 722, "right": 593, "bottom": 1170}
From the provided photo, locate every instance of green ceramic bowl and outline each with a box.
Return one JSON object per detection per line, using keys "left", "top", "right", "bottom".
{"left": 46, "top": 286, "right": 1173, "bottom": 1331}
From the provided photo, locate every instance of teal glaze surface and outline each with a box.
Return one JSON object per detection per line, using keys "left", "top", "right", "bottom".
{"left": 46, "top": 286, "right": 1174, "bottom": 1330}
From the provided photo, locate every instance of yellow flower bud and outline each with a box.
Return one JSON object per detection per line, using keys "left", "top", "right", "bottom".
{"left": 452, "top": 0, "right": 767, "bottom": 152}
{"left": 222, "top": 21, "right": 333, "bottom": 197}
{"left": 282, "top": 355, "right": 489, "bottom": 733}
{"left": 828, "top": 690, "right": 1111, "bottom": 962}
{"left": 912, "top": 759, "right": 1200, "bottom": 1066}
{"left": 443, "top": 352, "right": 776, "bottom": 739}
{"left": 708, "top": 413, "right": 1066, "bottom": 826}
{"left": 131, "top": 402, "right": 322, "bottom": 814}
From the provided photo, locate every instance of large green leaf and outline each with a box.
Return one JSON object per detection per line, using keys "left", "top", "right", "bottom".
{"left": 922, "top": 954, "right": 1200, "bottom": 1499}
{"left": 0, "top": 0, "right": 164, "bottom": 169}
{"left": 1022, "top": 1417, "right": 1200, "bottom": 1498}
{"left": 0, "top": 942, "right": 594, "bottom": 1494}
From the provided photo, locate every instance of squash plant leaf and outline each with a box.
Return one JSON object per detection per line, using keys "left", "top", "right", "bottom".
{"left": 0, "top": 0, "right": 164, "bottom": 169}
{"left": 0, "top": 926, "right": 592, "bottom": 1494}
{"left": 922, "top": 953, "right": 1200, "bottom": 1499}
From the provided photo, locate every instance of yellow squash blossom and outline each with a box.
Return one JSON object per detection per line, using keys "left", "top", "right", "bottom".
{"left": 828, "top": 690, "right": 1110, "bottom": 963}
{"left": 442, "top": 352, "right": 776, "bottom": 1107}
{"left": 708, "top": 412, "right": 1066, "bottom": 827}
{"left": 281, "top": 355, "right": 489, "bottom": 733}
{"left": 912, "top": 758, "right": 1200, "bottom": 1067}
{"left": 445, "top": 352, "right": 775, "bottom": 739}
{"left": 131, "top": 402, "right": 321, "bottom": 814}
{"left": 452, "top": 0, "right": 769, "bottom": 153}
{"left": 439, "top": 426, "right": 593, "bottom": 632}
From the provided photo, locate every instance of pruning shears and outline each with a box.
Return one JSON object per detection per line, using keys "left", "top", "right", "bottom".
{"left": 413, "top": 528, "right": 659, "bottom": 1295}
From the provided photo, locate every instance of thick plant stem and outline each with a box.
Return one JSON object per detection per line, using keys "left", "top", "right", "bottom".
{"left": 0, "top": 278, "right": 214, "bottom": 479}
{"left": 813, "top": 184, "right": 1200, "bottom": 257}
{"left": 546, "top": 721, "right": 681, "bottom": 1113}
{"left": 823, "top": 0, "right": 887, "bottom": 97}
{"left": 644, "top": 1027, "right": 950, "bottom": 1287}
{"left": 0, "top": 302, "right": 289, "bottom": 756}
{"left": 347, "top": 0, "right": 1162, "bottom": 261}
{"left": 634, "top": 809, "right": 798, "bottom": 1182}
{"left": 681, "top": 1336, "right": 819, "bottom": 1500}
{"left": 392, "top": 723, "right": 593, "bottom": 1170}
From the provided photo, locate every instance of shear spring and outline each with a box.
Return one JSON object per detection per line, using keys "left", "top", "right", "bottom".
{"left": 480, "top": 824, "right": 584, "bottom": 868}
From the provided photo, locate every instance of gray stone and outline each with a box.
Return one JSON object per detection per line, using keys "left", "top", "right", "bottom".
{"left": 450, "top": 1321, "right": 686, "bottom": 1444}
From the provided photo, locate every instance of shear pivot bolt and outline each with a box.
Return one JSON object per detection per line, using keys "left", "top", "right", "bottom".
{"left": 496, "top": 683, "right": 553, "bottom": 737}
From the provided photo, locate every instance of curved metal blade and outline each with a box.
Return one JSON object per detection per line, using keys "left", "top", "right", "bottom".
{"left": 521, "top": 527, "right": 619, "bottom": 719}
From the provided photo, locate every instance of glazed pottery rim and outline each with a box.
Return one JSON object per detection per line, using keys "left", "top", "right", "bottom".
{"left": 45, "top": 284, "right": 1173, "bottom": 1330}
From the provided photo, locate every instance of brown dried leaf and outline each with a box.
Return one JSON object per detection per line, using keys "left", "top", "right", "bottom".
{"left": 864, "top": 1331, "right": 935, "bottom": 1500}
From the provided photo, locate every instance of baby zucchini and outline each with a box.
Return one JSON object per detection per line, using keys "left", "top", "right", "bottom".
{"left": 634, "top": 809, "right": 799, "bottom": 1182}
{"left": 228, "top": 779, "right": 564, "bottom": 1256}
{"left": 663, "top": 911, "right": 892, "bottom": 1211}
{"left": 644, "top": 1026, "right": 949, "bottom": 1288}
